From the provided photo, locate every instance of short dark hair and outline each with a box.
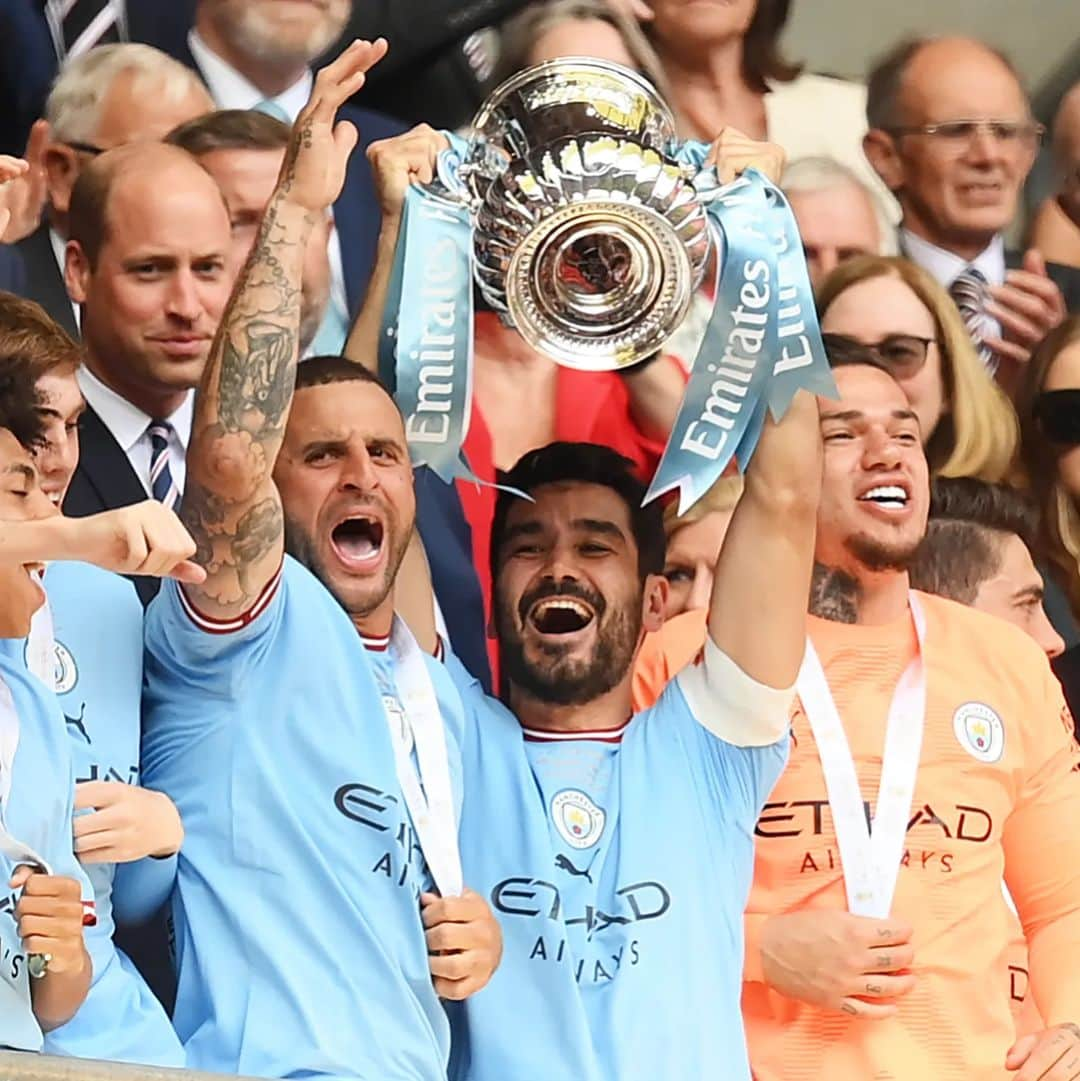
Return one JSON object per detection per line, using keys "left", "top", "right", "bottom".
{"left": 866, "top": 36, "right": 1025, "bottom": 131}
{"left": 0, "top": 355, "right": 47, "bottom": 450}
{"left": 491, "top": 442, "right": 665, "bottom": 581}
{"left": 167, "top": 108, "right": 292, "bottom": 156}
{"left": 295, "top": 356, "right": 390, "bottom": 395}
{"left": 909, "top": 477, "right": 1038, "bottom": 603}
{"left": 821, "top": 332, "right": 897, "bottom": 380}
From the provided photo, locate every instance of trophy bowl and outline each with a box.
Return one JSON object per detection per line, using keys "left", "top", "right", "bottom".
{"left": 461, "top": 58, "right": 713, "bottom": 371}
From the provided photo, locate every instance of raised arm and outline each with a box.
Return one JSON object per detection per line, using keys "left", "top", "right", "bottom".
{"left": 706, "top": 390, "right": 820, "bottom": 688}
{"left": 343, "top": 123, "right": 449, "bottom": 370}
{"left": 699, "top": 131, "right": 818, "bottom": 690}
{"left": 182, "top": 40, "right": 388, "bottom": 619}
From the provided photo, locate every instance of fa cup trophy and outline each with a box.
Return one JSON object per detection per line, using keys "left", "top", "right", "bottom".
{"left": 381, "top": 58, "right": 833, "bottom": 510}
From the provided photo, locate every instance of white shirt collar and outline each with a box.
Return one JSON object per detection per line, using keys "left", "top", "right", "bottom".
{"left": 188, "top": 28, "right": 313, "bottom": 121}
{"left": 77, "top": 365, "right": 193, "bottom": 454}
{"left": 900, "top": 228, "right": 1006, "bottom": 288}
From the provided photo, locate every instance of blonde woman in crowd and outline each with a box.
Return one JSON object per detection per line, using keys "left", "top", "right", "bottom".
{"left": 1017, "top": 316, "right": 1080, "bottom": 627}
{"left": 818, "top": 255, "right": 1019, "bottom": 483}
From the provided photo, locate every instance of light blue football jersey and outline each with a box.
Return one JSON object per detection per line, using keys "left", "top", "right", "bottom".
{"left": 0, "top": 637, "right": 91, "bottom": 1052}
{"left": 37, "top": 561, "right": 184, "bottom": 1066}
{"left": 444, "top": 647, "right": 789, "bottom": 1081}
{"left": 142, "top": 559, "right": 451, "bottom": 1081}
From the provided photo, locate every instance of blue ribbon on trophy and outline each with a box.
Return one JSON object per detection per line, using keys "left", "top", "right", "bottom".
{"left": 646, "top": 159, "right": 835, "bottom": 511}
{"left": 379, "top": 59, "right": 836, "bottom": 511}
{"left": 379, "top": 135, "right": 479, "bottom": 486}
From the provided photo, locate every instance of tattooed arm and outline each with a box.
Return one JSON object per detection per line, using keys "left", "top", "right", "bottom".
{"left": 181, "top": 39, "right": 388, "bottom": 619}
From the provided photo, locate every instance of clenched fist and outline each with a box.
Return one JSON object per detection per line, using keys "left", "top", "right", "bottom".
{"left": 422, "top": 888, "right": 503, "bottom": 1000}
{"left": 11, "top": 867, "right": 87, "bottom": 977}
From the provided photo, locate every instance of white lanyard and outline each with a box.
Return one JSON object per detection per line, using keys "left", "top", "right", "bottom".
{"left": 383, "top": 617, "right": 463, "bottom": 898}
{"left": 25, "top": 580, "right": 55, "bottom": 687}
{"left": 0, "top": 677, "right": 51, "bottom": 874}
{"left": 798, "top": 594, "right": 927, "bottom": 918}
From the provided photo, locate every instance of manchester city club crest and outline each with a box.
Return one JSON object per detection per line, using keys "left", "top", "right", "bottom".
{"left": 551, "top": 789, "right": 606, "bottom": 850}
{"left": 952, "top": 701, "right": 1005, "bottom": 763}
{"left": 52, "top": 641, "right": 78, "bottom": 694}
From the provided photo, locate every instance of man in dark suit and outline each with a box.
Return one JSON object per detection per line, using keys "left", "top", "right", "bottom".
{"left": 864, "top": 36, "right": 1080, "bottom": 388}
{"left": 61, "top": 141, "right": 234, "bottom": 608}
{"left": 19, "top": 44, "right": 215, "bottom": 338}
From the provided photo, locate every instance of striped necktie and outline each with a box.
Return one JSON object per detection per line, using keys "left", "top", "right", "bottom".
{"left": 43, "top": 0, "right": 127, "bottom": 62}
{"left": 147, "top": 420, "right": 179, "bottom": 511}
{"left": 949, "top": 266, "right": 996, "bottom": 372}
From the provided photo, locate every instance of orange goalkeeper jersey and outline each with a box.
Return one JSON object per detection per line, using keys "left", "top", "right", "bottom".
{"left": 738, "top": 592, "right": 1080, "bottom": 1081}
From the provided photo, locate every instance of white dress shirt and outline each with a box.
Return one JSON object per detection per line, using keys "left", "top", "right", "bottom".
{"left": 188, "top": 29, "right": 350, "bottom": 331}
{"left": 77, "top": 365, "right": 193, "bottom": 497}
{"left": 900, "top": 228, "right": 1005, "bottom": 341}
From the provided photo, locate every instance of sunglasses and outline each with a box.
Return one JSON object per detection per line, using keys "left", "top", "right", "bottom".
{"left": 1035, "top": 390, "right": 1080, "bottom": 446}
{"left": 862, "top": 335, "right": 936, "bottom": 379}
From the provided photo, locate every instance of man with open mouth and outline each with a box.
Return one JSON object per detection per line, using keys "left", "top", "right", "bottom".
{"left": 435, "top": 392, "right": 822, "bottom": 1074}
{"left": 139, "top": 44, "right": 500, "bottom": 1081}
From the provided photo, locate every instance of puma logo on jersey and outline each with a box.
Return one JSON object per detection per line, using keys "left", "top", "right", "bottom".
{"left": 555, "top": 853, "right": 594, "bottom": 883}
{"left": 64, "top": 703, "right": 90, "bottom": 744}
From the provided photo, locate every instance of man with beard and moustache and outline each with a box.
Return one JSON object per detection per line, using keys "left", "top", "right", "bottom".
{"left": 139, "top": 44, "right": 501, "bottom": 1081}
{"left": 738, "top": 355, "right": 1080, "bottom": 1081}
{"left": 435, "top": 392, "right": 823, "bottom": 1074}
{"left": 169, "top": 110, "right": 492, "bottom": 686}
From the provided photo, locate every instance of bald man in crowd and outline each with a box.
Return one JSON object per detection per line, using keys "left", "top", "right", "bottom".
{"left": 782, "top": 156, "right": 885, "bottom": 290}
{"left": 61, "top": 142, "right": 233, "bottom": 605}
{"left": 864, "top": 36, "right": 1078, "bottom": 388}
{"left": 17, "top": 44, "right": 214, "bottom": 337}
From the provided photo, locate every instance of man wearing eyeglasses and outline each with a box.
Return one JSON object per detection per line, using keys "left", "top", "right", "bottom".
{"left": 863, "top": 36, "right": 1080, "bottom": 394}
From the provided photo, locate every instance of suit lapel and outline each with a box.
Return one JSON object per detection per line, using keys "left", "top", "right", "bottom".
{"left": 75, "top": 405, "right": 148, "bottom": 511}
{"left": 15, "top": 226, "right": 78, "bottom": 338}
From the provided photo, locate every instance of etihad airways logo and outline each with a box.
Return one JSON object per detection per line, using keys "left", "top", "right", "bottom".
{"left": 756, "top": 799, "right": 995, "bottom": 843}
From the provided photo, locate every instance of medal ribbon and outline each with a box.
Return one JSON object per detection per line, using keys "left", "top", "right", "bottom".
{"left": 797, "top": 595, "right": 927, "bottom": 918}
{"left": 383, "top": 616, "right": 463, "bottom": 898}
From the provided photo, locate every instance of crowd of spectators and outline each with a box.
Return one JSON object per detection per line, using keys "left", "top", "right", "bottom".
{"left": 1, "top": 1, "right": 1080, "bottom": 1079}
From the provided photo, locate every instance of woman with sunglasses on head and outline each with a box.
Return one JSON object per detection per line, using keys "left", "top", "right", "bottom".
{"left": 1017, "top": 316, "right": 1080, "bottom": 632}
{"left": 818, "top": 254, "right": 1019, "bottom": 482}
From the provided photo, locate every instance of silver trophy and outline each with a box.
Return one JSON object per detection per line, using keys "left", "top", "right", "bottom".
{"left": 459, "top": 58, "right": 713, "bottom": 371}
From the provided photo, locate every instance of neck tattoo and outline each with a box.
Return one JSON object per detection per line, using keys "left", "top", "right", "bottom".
{"left": 809, "top": 563, "right": 860, "bottom": 624}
